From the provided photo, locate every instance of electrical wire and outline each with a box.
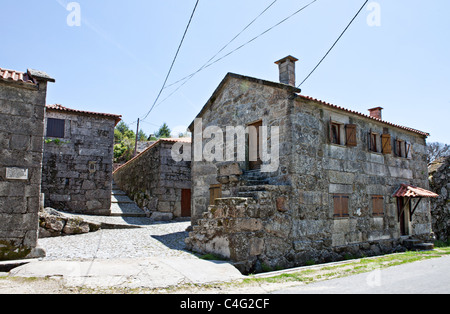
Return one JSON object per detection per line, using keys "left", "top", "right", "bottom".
{"left": 151, "top": 0, "right": 318, "bottom": 111}
{"left": 141, "top": 0, "right": 200, "bottom": 121}
{"left": 298, "top": 0, "right": 369, "bottom": 87}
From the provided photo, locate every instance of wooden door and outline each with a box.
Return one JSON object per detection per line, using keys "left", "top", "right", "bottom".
{"left": 397, "top": 197, "right": 407, "bottom": 236}
{"left": 248, "top": 120, "right": 263, "bottom": 170}
{"left": 181, "top": 189, "right": 191, "bottom": 217}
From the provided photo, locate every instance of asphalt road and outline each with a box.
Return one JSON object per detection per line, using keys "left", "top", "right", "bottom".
{"left": 273, "top": 255, "right": 450, "bottom": 294}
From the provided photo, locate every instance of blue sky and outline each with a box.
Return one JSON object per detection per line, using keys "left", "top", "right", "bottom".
{"left": 1, "top": 0, "right": 449, "bottom": 143}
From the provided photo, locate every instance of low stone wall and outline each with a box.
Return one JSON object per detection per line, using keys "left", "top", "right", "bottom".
{"left": 429, "top": 157, "right": 450, "bottom": 241}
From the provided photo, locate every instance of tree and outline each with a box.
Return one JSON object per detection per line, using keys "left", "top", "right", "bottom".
{"left": 137, "top": 130, "right": 148, "bottom": 141}
{"left": 155, "top": 123, "right": 171, "bottom": 139}
{"left": 427, "top": 142, "right": 450, "bottom": 164}
{"left": 114, "top": 122, "right": 136, "bottom": 163}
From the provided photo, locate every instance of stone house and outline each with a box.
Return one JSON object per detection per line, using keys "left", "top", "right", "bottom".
{"left": 41, "top": 104, "right": 121, "bottom": 215}
{"left": 185, "top": 56, "right": 439, "bottom": 273}
{"left": 0, "top": 67, "right": 55, "bottom": 260}
{"left": 113, "top": 138, "right": 192, "bottom": 219}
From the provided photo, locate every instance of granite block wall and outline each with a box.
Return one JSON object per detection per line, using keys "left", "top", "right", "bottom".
{"left": 41, "top": 110, "right": 116, "bottom": 215}
{"left": 0, "top": 76, "right": 50, "bottom": 260}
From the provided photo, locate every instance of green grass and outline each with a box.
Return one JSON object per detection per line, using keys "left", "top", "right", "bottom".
{"left": 242, "top": 246, "right": 450, "bottom": 286}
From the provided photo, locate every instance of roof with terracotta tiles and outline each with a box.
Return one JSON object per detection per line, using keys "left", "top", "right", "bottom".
{"left": 46, "top": 104, "right": 122, "bottom": 125}
{"left": 0, "top": 68, "right": 36, "bottom": 86}
{"left": 297, "top": 94, "right": 430, "bottom": 137}
{"left": 392, "top": 184, "right": 439, "bottom": 198}
{"left": 189, "top": 72, "right": 430, "bottom": 137}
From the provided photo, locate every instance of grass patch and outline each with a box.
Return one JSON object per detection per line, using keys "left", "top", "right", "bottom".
{"left": 240, "top": 246, "right": 450, "bottom": 288}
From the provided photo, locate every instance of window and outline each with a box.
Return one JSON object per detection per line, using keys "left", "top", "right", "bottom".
{"left": 209, "top": 184, "right": 222, "bottom": 206}
{"left": 372, "top": 195, "right": 384, "bottom": 216}
{"left": 370, "top": 132, "right": 379, "bottom": 152}
{"left": 395, "top": 139, "right": 411, "bottom": 158}
{"left": 333, "top": 194, "right": 349, "bottom": 218}
{"left": 46, "top": 118, "right": 65, "bottom": 138}
{"left": 331, "top": 122, "right": 341, "bottom": 145}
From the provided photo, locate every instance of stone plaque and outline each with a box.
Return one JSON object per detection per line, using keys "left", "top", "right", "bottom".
{"left": 6, "top": 167, "right": 29, "bottom": 180}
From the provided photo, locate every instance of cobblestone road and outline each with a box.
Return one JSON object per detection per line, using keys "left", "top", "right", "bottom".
{"left": 38, "top": 218, "right": 197, "bottom": 261}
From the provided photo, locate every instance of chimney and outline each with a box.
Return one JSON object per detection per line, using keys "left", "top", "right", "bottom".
{"left": 275, "top": 55, "right": 298, "bottom": 87}
{"left": 368, "top": 107, "right": 383, "bottom": 120}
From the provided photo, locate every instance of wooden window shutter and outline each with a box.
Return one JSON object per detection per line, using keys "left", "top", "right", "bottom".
{"left": 367, "top": 129, "right": 372, "bottom": 151}
{"left": 333, "top": 194, "right": 349, "bottom": 218}
{"left": 345, "top": 124, "right": 357, "bottom": 147}
{"left": 209, "top": 184, "right": 222, "bottom": 206}
{"left": 328, "top": 118, "right": 333, "bottom": 144}
{"left": 46, "top": 118, "right": 65, "bottom": 138}
{"left": 405, "top": 142, "right": 411, "bottom": 158}
{"left": 372, "top": 195, "right": 384, "bottom": 216}
{"left": 381, "top": 133, "right": 392, "bottom": 154}
{"left": 333, "top": 195, "right": 341, "bottom": 217}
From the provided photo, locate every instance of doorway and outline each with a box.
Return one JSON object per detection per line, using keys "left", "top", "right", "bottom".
{"left": 248, "top": 120, "right": 263, "bottom": 171}
{"left": 397, "top": 197, "right": 410, "bottom": 236}
{"left": 181, "top": 189, "right": 191, "bottom": 217}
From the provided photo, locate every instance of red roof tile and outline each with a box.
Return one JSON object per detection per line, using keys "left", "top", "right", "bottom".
{"left": 0, "top": 68, "right": 36, "bottom": 85}
{"left": 46, "top": 104, "right": 122, "bottom": 125}
{"left": 297, "top": 94, "right": 430, "bottom": 137}
{"left": 393, "top": 184, "right": 439, "bottom": 198}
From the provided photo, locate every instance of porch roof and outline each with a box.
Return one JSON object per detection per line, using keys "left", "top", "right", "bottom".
{"left": 393, "top": 184, "right": 439, "bottom": 198}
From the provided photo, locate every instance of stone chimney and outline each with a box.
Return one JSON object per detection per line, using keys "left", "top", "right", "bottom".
{"left": 368, "top": 107, "right": 383, "bottom": 120}
{"left": 275, "top": 55, "right": 298, "bottom": 87}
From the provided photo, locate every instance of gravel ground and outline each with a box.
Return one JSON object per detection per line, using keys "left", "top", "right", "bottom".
{"left": 38, "top": 218, "right": 197, "bottom": 261}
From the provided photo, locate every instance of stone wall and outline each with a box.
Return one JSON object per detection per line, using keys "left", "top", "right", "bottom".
{"left": 41, "top": 110, "right": 116, "bottom": 215}
{"left": 429, "top": 157, "right": 450, "bottom": 241}
{"left": 113, "top": 140, "right": 191, "bottom": 219}
{"left": 0, "top": 74, "right": 51, "bottom": 260}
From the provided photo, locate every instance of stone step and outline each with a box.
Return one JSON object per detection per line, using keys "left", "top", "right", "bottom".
{"left": 111, "top": 195, "right": 135, "bottom": 204}
{"left": 110, "top": 203, "right": 147, "bottom": 217}
{"left": 413, "top": 243, "right": 434, "bottom": 251}
{"left": 112, "top": 189, "right": 127, "bottom": 196}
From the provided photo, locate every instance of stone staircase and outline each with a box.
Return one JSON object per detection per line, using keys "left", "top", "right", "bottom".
{"left": 110, "top": 182, "right": 147, "bottom": 217}
{"left": 403, "top": 238, "right": 435, "bottom": 251}
{"left": 236, "top": 170, "right": 271, "bottom": 200}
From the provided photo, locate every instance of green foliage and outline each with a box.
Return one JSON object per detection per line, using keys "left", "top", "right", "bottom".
{"left": 155, "top": 123, "right": 171, "bottom": 138}
{"left": 114, "top": 122, "right": 136, "bottom": 163}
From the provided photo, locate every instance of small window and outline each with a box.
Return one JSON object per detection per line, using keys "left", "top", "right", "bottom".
{"left": 47, "top": 118, "right": 65, "bottom": 138}
{"left": 395, "top": 139, "right": 411, "bottom": 158}
{"left": 372, "top": 195, "right": 384, "bottom": 216}
{"left": 330, "top": 122, "right": 342, "bottom": 145}
{"left": 333, "top": 194, "right": 349, "bottom": 218}
{"left": 370, "top": 132, "right": 379, "bottom": 152}
{"left": 209, "top": 184, "right": 222, "bottom": 206}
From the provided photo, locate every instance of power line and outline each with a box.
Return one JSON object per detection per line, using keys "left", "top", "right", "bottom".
{"left": 298, "top": 0, "right": 369, "bottom": 87}
{"left": 141, "top": 0, "right": 200, "bottom": 121}
{"left": 163, "top": 0, "right": 279, "bottom": 91}
{"left": 152, "top": 0, "right": 318, "bottom": 110}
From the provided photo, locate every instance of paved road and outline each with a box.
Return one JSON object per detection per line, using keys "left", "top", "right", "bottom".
{"left": 273, "top": 255, "right": 450, "bottom": 294}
